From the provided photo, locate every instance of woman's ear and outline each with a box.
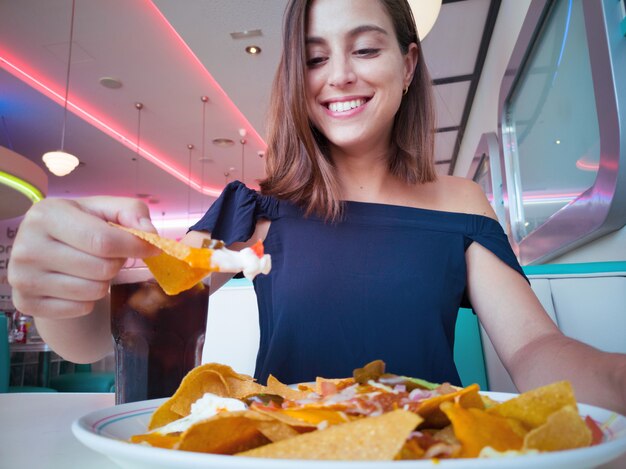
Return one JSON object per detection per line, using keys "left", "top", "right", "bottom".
{"left": 403, "top": 42, "right": 419, "bottom": 88}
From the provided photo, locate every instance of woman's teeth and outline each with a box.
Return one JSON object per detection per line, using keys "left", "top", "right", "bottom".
{"left": 328, "top": 99, "right": 366, "bottom": 113}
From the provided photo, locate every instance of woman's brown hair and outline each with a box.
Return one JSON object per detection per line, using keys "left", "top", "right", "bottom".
{"left": 259, "top": 0, "right": 437, "bottom": 221}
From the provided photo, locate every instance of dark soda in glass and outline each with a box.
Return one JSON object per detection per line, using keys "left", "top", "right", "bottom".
{"left": 111, "top": 268, "right": 209, "bottom": 404}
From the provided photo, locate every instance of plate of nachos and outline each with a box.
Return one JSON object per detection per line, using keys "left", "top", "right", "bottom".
{"left": 72, "top": 361, "right": 626, "bottom": 469}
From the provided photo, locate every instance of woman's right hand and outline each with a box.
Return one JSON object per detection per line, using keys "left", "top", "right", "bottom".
{"left": 8, "top": 196, "right": 160, "bottom": 320}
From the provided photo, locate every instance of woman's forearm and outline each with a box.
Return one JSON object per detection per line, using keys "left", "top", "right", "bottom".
{"left": 510, "top": 332, "right": 626, "bottom": 414}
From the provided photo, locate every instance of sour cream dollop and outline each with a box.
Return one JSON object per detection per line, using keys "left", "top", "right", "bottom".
{"left": 152, "top": 393, "right": 247, "bottom": 435}
{"left": 210, "top": 247, "right": 271, "bottom": 280}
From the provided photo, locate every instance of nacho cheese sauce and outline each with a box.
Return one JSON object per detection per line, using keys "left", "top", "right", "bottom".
{"left": 211, "top": 247, "right": 272, "bottom": 280}
{"left": 153, "top": 393, "right": 247, "bottom": 434}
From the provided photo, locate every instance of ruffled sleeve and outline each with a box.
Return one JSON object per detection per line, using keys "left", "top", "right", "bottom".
{"left": 188, "top": 180, "right": 277, "bottom": 245}
{"left": 461, "top": 216, "right": 528, "bottom": 308}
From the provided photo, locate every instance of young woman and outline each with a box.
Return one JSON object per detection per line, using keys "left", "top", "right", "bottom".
{"left": 8, "top": 0, "right": 626, "bottom": 413}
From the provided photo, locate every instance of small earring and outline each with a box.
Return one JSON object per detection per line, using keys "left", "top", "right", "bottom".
{"left": 403, "top": 87, "right": 409, "bottom": 96}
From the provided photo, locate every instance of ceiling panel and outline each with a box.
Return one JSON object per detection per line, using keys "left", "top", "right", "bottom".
{"left": 435, "top": 130, "right": 458, "bottom": 163}
{"left": 433, "top": 81, "right": 470, "bottom": 129}
{"left": 153, "top": 0, "right": 287, "bottom": 137}
{"left": 435, "top": 163, "right": 451, "bottom": 175}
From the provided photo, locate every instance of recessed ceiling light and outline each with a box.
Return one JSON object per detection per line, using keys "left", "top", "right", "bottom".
{"left": 212, "top": 138, "right": 235, "bottom": 147}
{"left": 99, "top": 76, "right": 123, "bottom": 89}
{"left": 245, "top": 45, "right": 261, "bottom": 55}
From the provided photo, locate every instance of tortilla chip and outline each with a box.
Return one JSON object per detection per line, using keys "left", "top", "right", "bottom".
{"left": 253, "top": 408, "right": 318, "bottom": 431}
{"left": 255, "top": 419, "right": 301, "bottom": 442}
{"left": 223, "top": 376, "right": 267, "bottom": 400}
{"left": 112, "top": 224, "right": 212, "bottom": 267}
{"left": 353, "top": 359, "right": 386, "bottom": 384}
{"left": 417, "top": 383, "right": 484, "bottom": 428}
{"left": 169, "top": 370, "right": 230, "bottom": 416}
{"left": 143, "top": 254, "right": 209, "bottom": 295}
{"left": 149, "top": 363, "right": 257, "bottom": 429}
{"left": 178, "top": 411, "right": 271, "bottom": 454}
{"left": 237, "top": 409, "right": 422, "bottom": 460}
{"left": 523, "top": 405, "right": 592, "bottom": 451}
{"left": 187, "top": 362, "right": 267, "bottom": 400}
{"left": 129, "top": 432, "right": 181, "bottom": 449}
{"left": 148, "top": 405, "right": 185, "bottom": 432}
{"left": 265, "top": 375, "right": 311, "bottom": 401}
{"left": 488, "top": 381, "right": 577, "bottom": 429}
{"left": 441, "top": 401, "right": 524, "bottom": 458}
{"left": 315, "top": 377, "right": 355, "bottom": 396}
{"left": 111, "top": 223, "right": 216, "bottom": 295}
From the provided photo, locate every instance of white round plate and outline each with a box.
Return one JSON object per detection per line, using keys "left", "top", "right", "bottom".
{"left": 72, "top": 392, "right": 626, "bottom": 469}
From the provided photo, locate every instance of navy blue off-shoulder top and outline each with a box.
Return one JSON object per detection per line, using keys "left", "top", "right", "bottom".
{"left": 190, "top": 181, "right": 526, "bottom": 386}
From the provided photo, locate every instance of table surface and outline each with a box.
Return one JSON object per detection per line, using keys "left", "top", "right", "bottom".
{"left": 0, "top": 393, "right": 115, "bottom": 469}
{"left": 0, "top": 393, "right": 624, "bottom": 469}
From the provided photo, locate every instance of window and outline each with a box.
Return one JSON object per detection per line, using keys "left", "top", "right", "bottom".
{"left": 498, "top": 0, "right": 626, "bottom": 264}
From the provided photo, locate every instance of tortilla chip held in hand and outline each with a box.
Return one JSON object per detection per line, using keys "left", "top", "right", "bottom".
{"left": 111, "top": 223, "right": 271, "bottom": 294}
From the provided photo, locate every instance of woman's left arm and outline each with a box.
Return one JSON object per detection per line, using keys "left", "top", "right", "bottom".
{"left": 466, "top": 240, "right": 626, "bottom": 414}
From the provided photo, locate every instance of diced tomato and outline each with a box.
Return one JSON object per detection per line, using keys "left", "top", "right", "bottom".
{"left": 250, "top": 401, "right": 280, "bottom": 412}
{"left": 585, "top": 415, "right": 604, "bottom": 446}
{"left": 320, "top": 381, "right": 338, "bottom": 397}
{"left": 250, "top": 239, "right": 264, "bottom": 258}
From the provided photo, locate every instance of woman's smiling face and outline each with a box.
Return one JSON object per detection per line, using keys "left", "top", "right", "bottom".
{"left": 305, "top": 0, "right": 417, "bottom": 157}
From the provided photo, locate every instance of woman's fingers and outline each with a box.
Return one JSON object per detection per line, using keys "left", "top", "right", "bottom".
{"left": 25, "top": 197, "right": 159, "bottom": 259}
{"left": 8, "top": 196, "right": 161, "bottom": 319}
{"left": 10, "top": 291, "right": 97, "bottom": 320}
{"left": 21, "top": 238, "right": 127, "bottom": 282}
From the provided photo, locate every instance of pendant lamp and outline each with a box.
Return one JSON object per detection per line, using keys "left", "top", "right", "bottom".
{"left": 42, "top": 0, "right": 80, "bottom": 177}
{"left": 409, "top": 0, "right": 443, "bottom": 40}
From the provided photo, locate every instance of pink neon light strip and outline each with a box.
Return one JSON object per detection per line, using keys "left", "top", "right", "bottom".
{"left": 0, "top": 55, "right": 226, "bottom": 197}
{"left": 576, "top": 159, "right": 599, "bottom": 171}
{"left": 0, "top": 55, "right": 225, "bottom": 197}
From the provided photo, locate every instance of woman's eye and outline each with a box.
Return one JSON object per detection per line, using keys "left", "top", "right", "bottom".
{"left": 306, "top": 56, "right": 327, "bottom": 67}
{"left": 354, "top": 48, "right": 380, "bottom": 57}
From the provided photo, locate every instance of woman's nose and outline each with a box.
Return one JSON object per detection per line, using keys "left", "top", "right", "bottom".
{"left": 327, "top": 56, "right": 356, "bottom": 88}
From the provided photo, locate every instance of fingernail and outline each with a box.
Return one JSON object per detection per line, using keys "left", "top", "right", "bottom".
{"left": 138, "top": 217, "right": 157, "bottom": 233}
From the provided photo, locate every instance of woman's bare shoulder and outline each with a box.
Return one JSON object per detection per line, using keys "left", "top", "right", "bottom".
{"left": 430, "top": 175, "right": 498, "bottom": 219}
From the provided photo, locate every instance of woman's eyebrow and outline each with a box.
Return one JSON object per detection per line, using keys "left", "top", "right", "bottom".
{"left": 306, "top": 24, "right": 389, "bottom": 45}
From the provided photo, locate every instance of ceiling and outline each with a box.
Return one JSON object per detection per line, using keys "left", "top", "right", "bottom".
{"left": 0, "top": 0, "right": 499, "bottom": 224}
